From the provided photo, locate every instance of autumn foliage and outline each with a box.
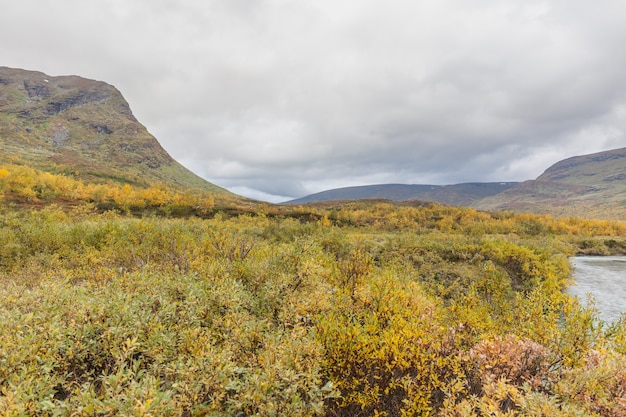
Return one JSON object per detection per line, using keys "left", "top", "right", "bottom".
{"left": 1, "top": 166, "right": 626, "bottom": 415}
{"left": 0, "top": 163, "right": 215, "bottom": 215}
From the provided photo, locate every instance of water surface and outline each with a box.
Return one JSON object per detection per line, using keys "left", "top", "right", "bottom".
{"left": 569, "top": 256, "right": 626, "bottom": 323}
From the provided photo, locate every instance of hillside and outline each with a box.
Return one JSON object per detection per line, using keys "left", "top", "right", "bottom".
{"left": 285, "top": 182, "right": 518, "bottom": 206}
{"left": 475, "top": 147, "right": 626, "bottom": 219}
{"left": 288, "top": 147, "right": 626, "bottom": 219}
{"left": 0, "top": 66, "right": 228, "bottom": 193}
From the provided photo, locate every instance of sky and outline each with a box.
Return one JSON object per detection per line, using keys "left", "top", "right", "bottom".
{"left": 2, "top": 0, "right": 626, "bottom": 202}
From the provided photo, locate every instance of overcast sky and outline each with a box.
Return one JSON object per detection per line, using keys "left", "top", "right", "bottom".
{"left": 3, "top": 1, "right": 626, "bottom": 202}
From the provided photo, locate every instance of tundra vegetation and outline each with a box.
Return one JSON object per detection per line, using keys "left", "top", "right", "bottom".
{"left": 1, "top": 164, "right": 626, "bottom": 416}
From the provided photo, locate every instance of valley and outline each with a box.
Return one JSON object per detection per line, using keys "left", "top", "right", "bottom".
{"left": 1, "top": 67, "right": 626, "bottom": 416}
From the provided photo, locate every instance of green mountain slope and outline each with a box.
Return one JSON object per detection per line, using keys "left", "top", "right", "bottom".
{"left": 475, "top": 148, "right": 626, "bottom": 219}
{"left": 0, "top": 66, "right": 228, "bottom": 193}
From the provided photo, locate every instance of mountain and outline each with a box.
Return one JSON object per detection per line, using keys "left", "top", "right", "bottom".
{"left": 0, "top": 66, "right": 228, "bottom": 193}
{"left": 475, "top": 147, "right": 626, "bottom": 219}
{"left": 287, "top": 147, "right": 626, "bottom": 219}
{"left": 285, "top": 182, "right": 518, "bottom": 206}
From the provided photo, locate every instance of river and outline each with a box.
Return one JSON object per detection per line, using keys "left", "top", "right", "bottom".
{"left": 568, "top": 256, "right": 626, "bottom": 323}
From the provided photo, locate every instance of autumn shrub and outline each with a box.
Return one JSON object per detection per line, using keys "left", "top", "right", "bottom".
{"left": 1, "top": 202, "right": 625, "bottom": 415}
{"left": 468, "top": 335, "right": 554, "bottom": 391}
{"left": 434, "top": 335, "right": 556, "bottom": 415}
{"left": 0, "top": 163, "right": 216, "bottom": 215}
{"left": 0, "top": 269, "right": 330, "bottom": 415}
{"left": 317, "top": 269, "right": 469, "bottom": 417}
{"left": 554, "top": 350, "right": 626, "bottom": 417}
{"left": 605, "top": 315, "right": 626, "bottom": 354}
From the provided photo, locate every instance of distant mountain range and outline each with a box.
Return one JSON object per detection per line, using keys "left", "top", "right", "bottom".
{"left": 286, "top": 182, "right": 518, "bottom": 206}
{"left": 287, "top": 147, "right": 626, "bottom": 220}
{"left": 0, "top": 66, "right": 228, "bottom": 193}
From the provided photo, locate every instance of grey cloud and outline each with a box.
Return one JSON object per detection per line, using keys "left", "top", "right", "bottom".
{"left": 2, "top": 0, "right": 626, "bottom": 202}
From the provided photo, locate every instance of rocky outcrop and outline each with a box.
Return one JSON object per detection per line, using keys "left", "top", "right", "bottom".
{"left": 43, "top": 89, "right": 111, "bottom": 116}
{"left": 23, "top": 80, "right": 51, "bottom": 99}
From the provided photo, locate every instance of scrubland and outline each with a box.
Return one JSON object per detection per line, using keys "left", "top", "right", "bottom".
{"left": 1, "top": 165, "right": 626, "bottom": 415}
